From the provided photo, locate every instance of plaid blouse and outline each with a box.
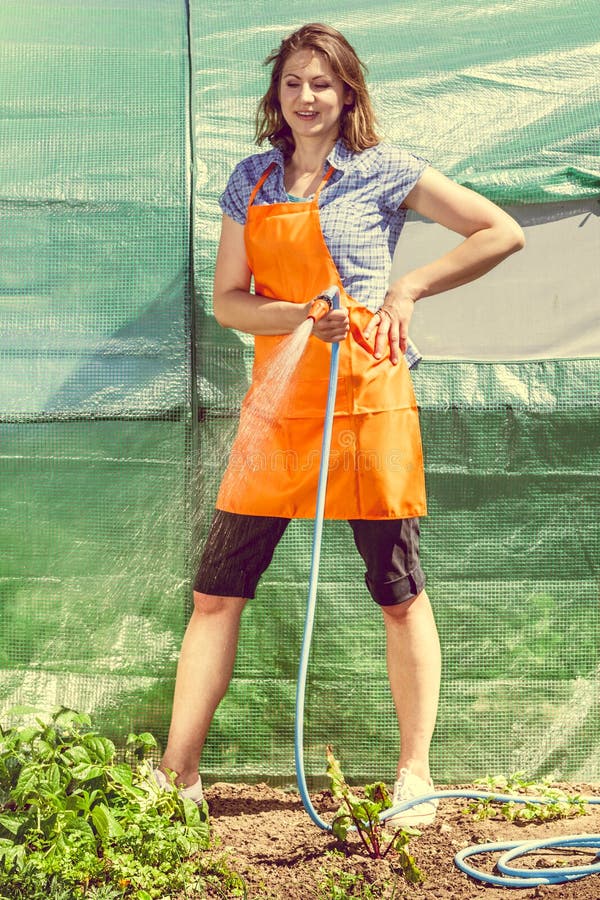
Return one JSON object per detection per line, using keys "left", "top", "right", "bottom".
{"left": 220, "top": 139, "right": 428, "bottom": 367}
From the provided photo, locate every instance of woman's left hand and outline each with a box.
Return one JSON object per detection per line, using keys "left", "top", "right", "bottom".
{"left": 362, "top": 285, "right": 416, "bottom": 365}
{"left": 362, "top": 167, "right": 526, "bottom": 365}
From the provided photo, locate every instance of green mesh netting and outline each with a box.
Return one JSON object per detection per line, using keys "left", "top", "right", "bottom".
{"left": 0, "top": 0, "right": 192, "bottom": 740}
{"left": 1, "top": 0, "right": 599, "bottom": 785}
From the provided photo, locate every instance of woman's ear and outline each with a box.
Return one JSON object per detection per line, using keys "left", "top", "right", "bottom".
{"left": 344, "top": 88, "right": 354, "bottom": 108}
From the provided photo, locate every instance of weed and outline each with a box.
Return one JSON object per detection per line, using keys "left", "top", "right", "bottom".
{"left": 318, "top": 864, "right": 380, "bottom": 899}
{"left": 325, "top": 747, "right": 423, "bottom": 884}
{"left": 318, "top": 851, "right": 412, "bottom": 900}
{"left": 465, "top": 772, "right": 588, "bottom": 824}
{"left": 0, "top": 706, "right": 246, "bottom": 899}
{"left": 194, "top": 851, "right": 248, "bottom": 897}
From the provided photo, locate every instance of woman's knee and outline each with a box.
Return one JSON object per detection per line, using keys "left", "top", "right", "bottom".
{"left": 192, "top": 590, "right": 247, "bottom": 618}
{"left": 380, "top": 588, "right": 428, "bottom": 622}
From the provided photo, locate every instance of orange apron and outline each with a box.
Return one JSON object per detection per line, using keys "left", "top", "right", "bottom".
{"left": 216, "top": 162, "right": 427, "bottom": 520}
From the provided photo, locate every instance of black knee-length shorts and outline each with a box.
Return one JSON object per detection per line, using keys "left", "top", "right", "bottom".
{"left": 193, "top": 510, "right": 425, "bottom": 606}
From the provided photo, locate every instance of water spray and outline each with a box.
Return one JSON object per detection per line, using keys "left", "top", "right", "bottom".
{"left": 293, "top": 285, "right": 600, "bottom": 887}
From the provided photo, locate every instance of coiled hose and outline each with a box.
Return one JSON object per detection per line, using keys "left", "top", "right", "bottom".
{"left": 293, "top": 286, "right": 600, "bottom": 887}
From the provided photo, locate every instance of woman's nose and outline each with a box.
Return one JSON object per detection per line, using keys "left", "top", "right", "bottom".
{"left": 300, "top": 82, "right": 314, "bottom": 102}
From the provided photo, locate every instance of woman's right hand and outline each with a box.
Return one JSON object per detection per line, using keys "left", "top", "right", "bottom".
{"left": 310, "top": 307, "right": 350, "bottom": 343}
{"left": 214, "top": 216, "right": 351, "bottom": 340}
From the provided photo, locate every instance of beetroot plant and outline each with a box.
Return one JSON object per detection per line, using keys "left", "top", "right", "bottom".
{"left": 325, "top": 745, "right": 423, "bottom": 883}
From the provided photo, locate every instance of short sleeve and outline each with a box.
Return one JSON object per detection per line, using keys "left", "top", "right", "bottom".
{"left": 379, "top": 146, "right": 429, "bottom": 212}
{"left": 218, "top": 161, "right": 251, "bottom": 225}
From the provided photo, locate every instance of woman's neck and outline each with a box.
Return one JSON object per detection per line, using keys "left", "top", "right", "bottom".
{"left": 283, "top": 135, "right": 337, "bottom": 195}
{"left": 288, "top": 134, "right": 337, "bottom": 176}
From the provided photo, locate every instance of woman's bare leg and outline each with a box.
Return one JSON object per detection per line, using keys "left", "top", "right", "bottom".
{"left": 160, "top": 591, "right": 247, "bottom": 786}
{"left": 381, "top": 589, "right": 441, "bottom": 782}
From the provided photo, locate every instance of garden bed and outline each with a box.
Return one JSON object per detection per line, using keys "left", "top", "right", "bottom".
{"left": 204, "top": 780, "right": 600, "bottom": 899}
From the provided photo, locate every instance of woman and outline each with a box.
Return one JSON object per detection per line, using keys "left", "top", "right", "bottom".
{"left": 156, "top": 23, "right": 524, "bottom": 825}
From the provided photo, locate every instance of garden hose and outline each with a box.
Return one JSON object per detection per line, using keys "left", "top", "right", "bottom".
{"left": 292, "top": 287, "right": 600, "bottom": 886}
{"left": 294, "top": 284, "right": 340, "bottom": 832}
{"left": 382, "top": 789, "right": 600, "bottom": 887}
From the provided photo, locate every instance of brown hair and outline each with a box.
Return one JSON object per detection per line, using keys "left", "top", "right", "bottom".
{"left": 255, "top": 23, "right": 380, "bottom": 158}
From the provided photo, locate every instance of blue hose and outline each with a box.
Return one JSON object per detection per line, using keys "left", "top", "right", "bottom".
{"left": 294, "top": 284, "right": 339, "bottom": 832}
{"left": 293, "top": 286, "right": 600, "bottom": 883}
{"left": 382, "top": 790, "right": 600, "bottom": 887}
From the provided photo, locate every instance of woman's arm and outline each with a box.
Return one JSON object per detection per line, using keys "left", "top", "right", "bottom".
{"left": 364, "top": 167, "right": 526, "bottom": 363}
{"left": 213, "top": 214, "right": 348, "bottom": 341}
{"left": 213, "top": 214, "right": 304, "bottom": 334}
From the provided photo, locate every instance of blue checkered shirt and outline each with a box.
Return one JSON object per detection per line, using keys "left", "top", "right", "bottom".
{"left": 220, "top": 139, "right": 428, "bottom": 368}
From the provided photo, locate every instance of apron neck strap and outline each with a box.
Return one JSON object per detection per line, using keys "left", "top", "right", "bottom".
{"left": 313, "top": 165, "right": 335, "bottom": 201}
{"left": 248, "top": 162, "right": 336, "bottom": 207}
{"left": 248, "top": 162, "right": 277, "bottom": 207}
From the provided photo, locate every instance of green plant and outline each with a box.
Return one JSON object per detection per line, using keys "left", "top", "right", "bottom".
{"left": 318, "top": 863, "right": 380, "bottom": 899}
{"left": 318, "top": 851, "right": 412, "bottom": 900}
{"left": 0, "top": 706, "right": 243, "bottom": 899}
{"left": 193, "top": 851, "right": 248, "bottom": 897}
{"left": 325, "top": 746, "right": 423, "bottom": 884}
{"left": 465, "top": 772, "right": 587, "bottom": 824}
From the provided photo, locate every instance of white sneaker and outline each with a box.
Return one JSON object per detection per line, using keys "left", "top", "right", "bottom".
{"left": 386, "top": 768, "right": 438, "bottom": 827}
{"left": 152, "top": 767, "right": 204, "bottom": 805}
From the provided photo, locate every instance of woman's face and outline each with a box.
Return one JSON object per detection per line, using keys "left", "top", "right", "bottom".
{"left": 279, "top": 48, "right": 352, "bottom": 145}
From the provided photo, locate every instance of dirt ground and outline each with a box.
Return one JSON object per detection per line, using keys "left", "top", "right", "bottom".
{"left": 203, "top": 781, "right": 600, "bottom": 899}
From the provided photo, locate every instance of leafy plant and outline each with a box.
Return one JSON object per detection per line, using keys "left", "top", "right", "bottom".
{"left": 0, "top": 706, "right": 242, "bottom": 899}
{"left": 319, "top": 851, "right": 419, "bottom": 899}
{"left": 318, "top": 862, "right": 381, "bottom": 899}
{"left": 325, "top": 746, "right": 423, "bottom": 884}
{"left": 191, "top": 850, "right": 248, "bottom": 897}
{"left": 465, "top": 772, "right": 587, "bottom": 824}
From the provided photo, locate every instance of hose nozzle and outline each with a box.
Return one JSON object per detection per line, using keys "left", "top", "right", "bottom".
{"left": 307, "top": 293, "right": 333, "bottom": 323}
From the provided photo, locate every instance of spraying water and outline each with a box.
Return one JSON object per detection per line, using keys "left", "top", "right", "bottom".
{"left": 201, "top": 292, "right": 336, "bottom": 553}
{"left": 216, "top": 295, "right": 334, "bottom": 501}
{"left": 231, "top": 317, "right": 314, "bottom": 459}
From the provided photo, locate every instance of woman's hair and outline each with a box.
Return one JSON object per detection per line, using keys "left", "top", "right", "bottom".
{"left": 255, "top": 23, "right": 379, "bottom": 158}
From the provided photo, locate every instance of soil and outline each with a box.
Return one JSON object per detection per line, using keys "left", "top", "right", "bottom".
{"left": 203, "top": 781, "right": 600, "bottom": 899}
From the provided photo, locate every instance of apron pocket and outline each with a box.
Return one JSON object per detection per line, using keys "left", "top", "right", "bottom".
{"left": 351, "top": 358, "right": 418, "bottom": 414}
